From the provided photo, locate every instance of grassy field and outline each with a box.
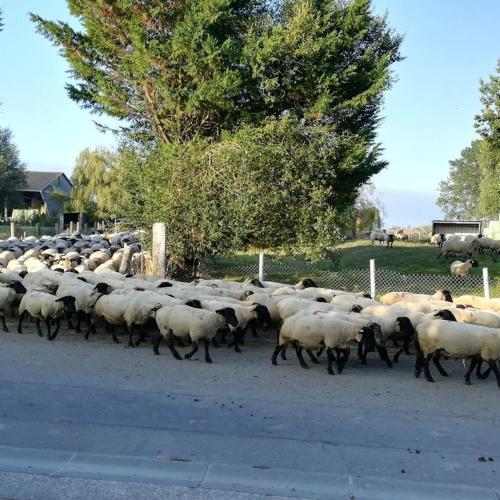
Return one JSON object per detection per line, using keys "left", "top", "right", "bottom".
{"left": 209, "top": 240, "right": 500, "bottom": 276}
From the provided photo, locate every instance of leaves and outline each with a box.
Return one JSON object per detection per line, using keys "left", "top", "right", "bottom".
{"left": 0, "top": 128, "right": 26, "bottom": 216}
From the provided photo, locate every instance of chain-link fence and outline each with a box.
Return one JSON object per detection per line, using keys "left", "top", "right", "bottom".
{"left": 195, "top": 258, "right": 498, "bottom": 298}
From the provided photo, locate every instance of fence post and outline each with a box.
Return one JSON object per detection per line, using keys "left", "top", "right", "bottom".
{"left": 152, "top": 222, "right": 166, "bottom": 278}
{"left": 10, "top": 222, "right": 16, "bottom": 238}
{"left": 483, "top": 267, "right": 490, "bottom": 300}
{"left": 369, "top": 259, "right": 376, "bottom": 299}
{"left": 69, "top": 221, "right": 75, "bottom": 233}
{"left": 55, "top": 222, "right": 59, "bottom": 234}
{"left": 258, "top": 253, "right": 265, "bottom": 283}
{"left": 35, "top": 222, "right": 40, "bottom": 237}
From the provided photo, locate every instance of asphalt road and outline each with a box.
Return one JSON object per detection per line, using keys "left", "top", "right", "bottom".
{"left": 0, "top": 316, "right": 499, "bottom": 499}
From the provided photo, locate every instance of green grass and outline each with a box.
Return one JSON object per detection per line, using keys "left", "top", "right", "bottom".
{"left": 208, "top": 240, "right": 500, "bottom": 277}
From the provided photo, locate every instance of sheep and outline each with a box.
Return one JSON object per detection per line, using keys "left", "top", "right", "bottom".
{"left": 430, "top": 234, "right": 444, "bottom": 247}
{"left": 55, "top": 281, "right": 113, "bottom": 333}
{"left": 443, "top": 307, "right": 500, "bottom": 329}
{"left": 437, "top": 240, "right": 474, "bottom": 260}
{"left": 153, "top": 304, "right": 238, "bottom": 363}
{"left": 0, "top": 269, "right": 27, "bottom": 284}
{"left": 370, "top": 230, "right": 395, "bottom": 247}
{"left": 0, "top": 281, "right": 27, "bottom": 331}
{"left": 88, "top": 293, "right": 163, "bottom": 346}
{"left": 271, "top": 315, "right": 380, "bottom": 375}
{"left": 450, "top": 259, "right": 478, "bottom": 277}
{"left": 380, "top": 289, "right": 452, "bottom": 305}
{"left": 475, "top": 237, "right": 500, "bottom": 255}
{"left": 0, "top": 250, "right": 16, "bottom": 267}
{"left": 17, "top": 291, "right": 76, "bottom": 339}
{"left": 415, "top": 319, "right": 500, "bottom": 387}
{"left": 330, "top": 294, "right": 379, "bottom": 309}
{"left": 198, "top": 298, "right": 271, "bottom": 351}
{"left": 453, "top": 295, "right": 500, "bottom": 313}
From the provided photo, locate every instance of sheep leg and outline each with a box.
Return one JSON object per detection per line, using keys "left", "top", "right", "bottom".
{"left": 35, "top": 319, "right": 43, "bottom": 337}
{"left": 250, "top": 320, "right": 258, "bottom": 338}
{"left": 221, "top": 330, "right": 227, "bottom": 344}
{"left": 464, "top": 358, "right": 479, "bottom": 385}
{"left": 376, "top": 345, "right": 393, "bottom": 368}
{"left": 49, "top": 318, "right": 61, "bottom": 341}
{"left": 316, "top": 347, "right": 325, "bottom": 358}
{"left": 476, "top": 359, "right": 492, "bottom": 380}
{"left": 392, "top": 338, "right": 400, "bottom": 347}
{"left": 415, "top": 350, "right": 424, "bottom": 378}
{"left": 85, "top": 320, "right": 97, "bottom": 340}
{"left": 295, "top": 345, "right": 309, "bottom": 369}
{"left": 393, "top": 348, "right": 404, "bottom": 363}
{"left": 203, "top": 338, "right": 212, "bottom": 363}
{"left": 75, "top": 311, "right": 83, "bottom": 333}
{"left": 66, "top": 311, "right": 74, "bottom": 330}
{"left": 432, "top": 353, "right": 448, "bottom": 377}
{"left": 127, "top": 324, "right": 135, "bottom": 347}
{"left": 109, "top": 325, "right": 120, "bottom": 344}
{"left": 423, "top": 354, "right": 434, "bottom": 383}
{"left": 184, "top": 341, "right": 199, "bottom": 359}
{"left": 326, "top": 348, "right": 335, "bottom": 375}
{"left": 166, "top": 332, "right": 182, "bottom": 360}
{"left": 17, "top": 311, "right": 27, "bottom": 334}
{"left": 152, "top": 334, "right": 162, "bottom": 355}
{"left": 488, "top": 360, "right": 500, "bottom": 388}
{"left": 1, "top": 314, "right": 8, "bottom": 333}
{"left": 337, "top": 349, "right": 350, "bottom": 374}
{"left": 357, "top": 342, "right": 364, "bottom": 363}
{"left": 211, "top": 337, "right": 219, "bottom": 348}
{"left": 280, "top": 344, "right": 287, "bottom": 360}
{"left": 306, "top": 349, "right": 319, "bottom": 364}
{"left": 271, "top": 344, "right": 284, "bottom": 365}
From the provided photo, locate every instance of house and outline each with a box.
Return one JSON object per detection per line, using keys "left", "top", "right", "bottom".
{"left": 11, "top": 171, "right": 72, "bottom": 217}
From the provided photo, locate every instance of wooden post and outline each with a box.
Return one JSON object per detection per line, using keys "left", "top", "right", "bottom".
{"left": 69, "top": 221, "right": 75, "bottom": 233}
{"left": 119, "top": 244, "right": 133, "bottom": 275}
{"left": 35, "top": 222, "right": 40, "bottom": 237}
{"left": 76, "top": 221, "right": 81, "bottom": 233}
{"left": 10, "top": 221, "right": 16, "bottom": 238}
{"left": 59, "top": 214, "right": 64, "bottom": 233}
{"left": 54, "top": 222, "right": 59, "bottom": 234}
{"left": 152, "top": 223, "right": 166, "bottom": 278}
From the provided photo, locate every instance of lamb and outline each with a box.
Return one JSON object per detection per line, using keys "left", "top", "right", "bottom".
{"left": 415, "top": 319, "right": 500, "bottom": 387}
{"left": 380, "top": 289, "right": 452, "bottom": 305}
{"left": 450, "top": 259, "right": 478, "bottom": 277}
{"left": 271, "top": 315, "right": 380, "bottom": 375}
{"left": 17, "top": 291, "right": 76, "bottom": 339}
{"left": 0, "top": 281, "right": 27, "bottom": 331}
{"left": 437, "top": 240, "right": 474, "bottom": 260}
{"left": 153, "top": 304, "right": 238, "bottom": 363}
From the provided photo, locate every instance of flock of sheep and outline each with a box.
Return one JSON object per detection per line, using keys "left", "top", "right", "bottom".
{"left": 1, "top": 231, "right": 500, "bottom": 390}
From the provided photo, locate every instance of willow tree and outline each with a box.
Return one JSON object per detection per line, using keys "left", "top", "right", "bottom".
{"left": 70, "top": 148, "right": 124, "bottom": 221}
{"left": 33, "top": 0, "right": 402, "bottom": 260}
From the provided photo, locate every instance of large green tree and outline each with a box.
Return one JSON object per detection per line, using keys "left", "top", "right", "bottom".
{"left": 0, "top": 128, "right": 26, "bottom": 218}
{"left": 475, "top": 61, "right": 500, "bottom": 217}
{"left": 33, "top": 0, "right": 402, "bottom": 260}
{"left": 436, "top": 140, "right": 482, "bottom": 220}
{"left": 70, "top": 147, "right": 125, "bottom": 221}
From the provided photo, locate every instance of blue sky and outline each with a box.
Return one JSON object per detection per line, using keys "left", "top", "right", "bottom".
{"left": 0, "top": 0, "right": 499, "bottom": 227}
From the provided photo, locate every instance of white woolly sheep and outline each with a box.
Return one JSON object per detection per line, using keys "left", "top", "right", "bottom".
{"left": 380, "top": 289, "right": 452, "bottom": 306}
{"left": 271, "top": 315, "right": 380, "bottom": 375}
{"left": 153, "top": 304, "right": 238, "bottom": 363}
{"left": 450, "top": 259, "right": 478, "bottom": 277}
{"left": 453, "top": 295, "right": 500, "bottom": 312}
{"left": 0, "top": 281, "right": 27, "bottom": 331}
{"left": 18, "top": 291, "right": 76, "bottom": 339}
{"left": 415, "top": 319, "right": 500, "bottom": 387}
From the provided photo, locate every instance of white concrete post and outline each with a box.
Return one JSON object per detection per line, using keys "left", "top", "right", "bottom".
{"left": 10, "top": 222, "right": 16, "bottom": 238}
{"left": 152, "top": 223, "right": 167, "bottom": 278}
{"left": 483, "top": 267, "right": 490, "bottom": 300}
{"left": 76, "top": 221, "right": 81, "bottom": 233}
{"left": 258, "top": 253, "right": 265, "bottom": 283}
{"left": 369, "top": 259, "right": 376, "bottom": 299}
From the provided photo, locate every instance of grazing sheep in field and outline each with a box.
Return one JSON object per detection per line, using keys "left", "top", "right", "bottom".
{"left": 450, "top": 259, "right": 478, "bottom": 277}
{"left": 370, "top": 230, "right": 395, "bottom": 247}
{"left": 430, "top": 234, "right": 445, "bottom": 247}
{"left": 437, "top": 240, "right": 474, "bottom": 260}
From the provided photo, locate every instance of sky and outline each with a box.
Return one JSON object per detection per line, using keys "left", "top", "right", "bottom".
{"left": 0, "top": 0, "right": 499, "bottom": 227}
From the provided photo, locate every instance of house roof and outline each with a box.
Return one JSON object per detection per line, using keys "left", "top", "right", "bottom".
{"left": 20, "top": 171, "right": 72, "bottom": 192}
